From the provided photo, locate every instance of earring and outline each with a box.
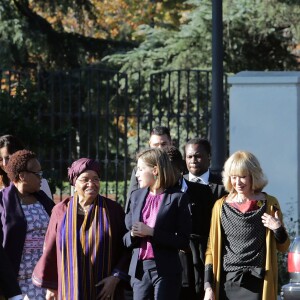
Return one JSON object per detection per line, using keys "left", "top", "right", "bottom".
{"left": 154, "top": 175, "right": 157, "bottom": 180}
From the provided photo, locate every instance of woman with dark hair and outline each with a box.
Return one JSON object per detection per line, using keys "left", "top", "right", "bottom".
{"left": 0, "top": 150, "right": 54, "bottom": 299}
{"left": 0, "top": 134, "right": 52, "bottom": 198}
{"left": 124, "top": 148, "right": 191, "bottom": 300}
{"left": 33, "top": 158, "right": 130, "bottom": 300}
{"left": 0, "top": 168, "right": 9, "bottom": 190}
{"left": 204, "top": 151, "right": 290, "bottom": 300}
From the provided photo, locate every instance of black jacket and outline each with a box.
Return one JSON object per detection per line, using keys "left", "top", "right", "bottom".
{"left": 124, "top": 187, "right": 192, "bottom": 278}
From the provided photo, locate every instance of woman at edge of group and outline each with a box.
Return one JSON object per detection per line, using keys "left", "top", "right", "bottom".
{"left": 0, "top": 150, "right": 54, "bottom": 299}
{"left": 0, "top": 134, "right": 52, "bottom": 199}
{"left": 32, "top": 158, "right": 130, "bottom": 300}
{"left": 204, "top": 150, "right": 290, "bottom": 300}
{"left": 124, "top": 148, "right": 192, "bottom": 300}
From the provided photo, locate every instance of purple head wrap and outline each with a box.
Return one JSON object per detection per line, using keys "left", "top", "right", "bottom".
{"left": 67, "top": 158, "right": 101, "bottom": 186}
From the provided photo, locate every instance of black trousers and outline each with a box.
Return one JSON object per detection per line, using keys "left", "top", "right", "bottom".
{"left": 131, "top": 260, "right": 181, "bottom": 300}
{"left": 220, "top": 270, "right": 264, "bottom": 300}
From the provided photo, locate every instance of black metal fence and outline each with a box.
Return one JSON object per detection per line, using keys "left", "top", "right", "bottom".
{"left": 0, "top": 67, "right": 228, "bottom": 205}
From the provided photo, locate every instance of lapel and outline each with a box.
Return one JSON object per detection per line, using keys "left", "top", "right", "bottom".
{"left": 2, "top": 183, "right": 26, "bottom": 221}
{"left": 1, "top": 184, "right": 27, "bottom": 244}
{"left": 209, "top": 182, "right": 217, "bottom": 194}
{"left": 155, "top": 189, "right": 172, "bottom": 228}
{"left": 134, "top": 188, "right": 148, "bottom": 222}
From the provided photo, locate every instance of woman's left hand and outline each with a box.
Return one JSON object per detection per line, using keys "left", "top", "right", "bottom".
{"left": 96, "top": 275, "right": 120, "bottom": 300}
{"left": 261, "top": 211, "right": 281, "bottom": 230}
{"left": 132, "top": 221, "right": 154, "bottom": 237}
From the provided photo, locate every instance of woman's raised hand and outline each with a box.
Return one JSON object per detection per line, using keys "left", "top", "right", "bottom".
{"left": 261, "top": 211, "right": 281, "bottom": 231}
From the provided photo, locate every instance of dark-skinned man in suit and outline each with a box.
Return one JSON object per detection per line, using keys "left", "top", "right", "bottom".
{"left": 183, "top": 137, "right": 227, "bottom": 203}
{"left": 165, "top": 146, "right": 214, "bottom": 300}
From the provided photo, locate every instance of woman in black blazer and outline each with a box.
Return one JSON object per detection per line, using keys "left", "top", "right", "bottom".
{"left": 124, "top": 148, "right": 191, "bottom": 300}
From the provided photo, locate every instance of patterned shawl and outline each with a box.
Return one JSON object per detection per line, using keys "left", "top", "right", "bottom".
{"left": 60, "top": 193, "right": 112, "bottom": 300}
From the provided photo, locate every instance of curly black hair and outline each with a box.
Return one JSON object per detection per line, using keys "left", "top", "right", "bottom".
{"left": 6, "top": 150, "right": 36, "bottom": 182}
{"left": 185, "top": 137, "right": 211, "bottom": 156}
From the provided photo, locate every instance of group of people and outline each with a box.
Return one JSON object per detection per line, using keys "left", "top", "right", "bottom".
{"left": 0, "top": 129, "right": 290, "bottom": 300}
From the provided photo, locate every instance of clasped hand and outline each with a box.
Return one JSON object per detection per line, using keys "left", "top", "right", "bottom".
{"left": 131, "top": 221, "right": 154, "bottom": 237}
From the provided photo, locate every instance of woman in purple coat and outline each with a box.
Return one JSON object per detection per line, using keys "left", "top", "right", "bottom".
{"left": 0, "top": 150, "right": 54, "bottom": 299}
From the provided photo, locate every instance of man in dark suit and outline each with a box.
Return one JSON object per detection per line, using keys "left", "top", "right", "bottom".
{"left": 125, "top": 126, "right": 172, "bottom": 213}
{"left": 165, "top": 146, "right": 213, "bottom": 300}
{"left": 183, "top": 137, "right": 227, "bottom": 203}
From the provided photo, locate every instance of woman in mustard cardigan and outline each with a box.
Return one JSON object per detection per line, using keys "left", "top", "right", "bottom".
{"left": 204, "top": 151, "right": 290, "bottom": 300}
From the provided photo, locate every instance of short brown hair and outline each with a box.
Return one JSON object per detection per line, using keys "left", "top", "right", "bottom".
{"left": 137, "top": 148, "right": 177, "bottom": 189}
{"left": 6, "top": 150, "right": 36, "bottom": 182}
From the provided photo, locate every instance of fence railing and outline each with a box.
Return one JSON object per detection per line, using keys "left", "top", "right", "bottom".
{"left": 0, "top": 67, "right": 228, "bottom": 206}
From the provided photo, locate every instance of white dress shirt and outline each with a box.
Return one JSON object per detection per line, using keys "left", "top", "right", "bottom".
{"left": 41, "top": 178, "right": 53, "bottom": 200}
{"left": 189, "top": 170, "right": 210, "bottom": 185}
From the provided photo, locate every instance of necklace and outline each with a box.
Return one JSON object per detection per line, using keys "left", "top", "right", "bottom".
{"left": 77, "top": 205, "right": 89, "bottom": 215}
{"left": 236, "top": 194, "right": 247, "bottom": 203}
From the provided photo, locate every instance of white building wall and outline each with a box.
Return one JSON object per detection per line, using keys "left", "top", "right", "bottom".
{"left": 228, "top": 71, "right": 300, "bottom": 232}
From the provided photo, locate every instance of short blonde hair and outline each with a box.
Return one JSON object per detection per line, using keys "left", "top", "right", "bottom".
{"left": 137, "top": 148, "right": 177, "bottom": 190}
{"left": 222, "top": 150, "right": 268, "bottom": 193}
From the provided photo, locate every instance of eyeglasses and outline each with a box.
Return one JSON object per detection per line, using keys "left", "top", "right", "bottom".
{"left": 25, "top": 170, "right": 43, "bottom": 178}
{"left": 77, "top": 178, "right": 100, "bottom": 184}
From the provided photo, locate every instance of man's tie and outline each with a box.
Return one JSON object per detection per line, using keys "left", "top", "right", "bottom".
{"left": 191, "top": 177, "right": 203, "bottom": 184}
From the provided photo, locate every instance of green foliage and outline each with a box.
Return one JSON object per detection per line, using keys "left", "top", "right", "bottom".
{"left": 100, "top": 180, "right": 129, "bottom": 207}
{"left": 102, "top": 0, "right": 299, "bottom": 156}
{"left": 104, "top": 0, "right": 299, "bottom": 74}
{"left": 0, "top": 81, "right": 47, "bottom": 146}
{"left": 0, "top": 72, "right": 74, "bottom": 185}
{"left": 0, "top": 1, "right": 27, "bottom": 68}
{"left": 0, "top": 0, "right": 188, "bottom": 70}
{"left": 223, "top": 0, "right": 299, "bottom": 72}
